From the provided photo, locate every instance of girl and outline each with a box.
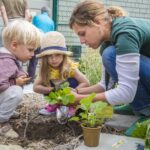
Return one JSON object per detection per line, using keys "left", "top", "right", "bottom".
{"left": 33, "top": 31, "right": 89, "bottom": 116}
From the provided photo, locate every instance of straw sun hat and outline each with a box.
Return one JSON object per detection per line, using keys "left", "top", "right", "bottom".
{"left": 36, "top": 31, "right": 72, "bottom": 58}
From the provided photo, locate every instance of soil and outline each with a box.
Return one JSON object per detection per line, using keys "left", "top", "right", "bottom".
{"left": 0, "top": 93, "right": 123, "bottom": 150}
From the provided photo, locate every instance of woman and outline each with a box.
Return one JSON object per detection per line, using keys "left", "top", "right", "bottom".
{"left": 0, "top": 0, "right": 31, "bottom": 26}
{"left": 69, "top": 0, "right": 150, "bottom": 116}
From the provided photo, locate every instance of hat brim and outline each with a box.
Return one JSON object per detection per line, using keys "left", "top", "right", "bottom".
{"left": 36, "top": 50, "right": 73, "bottom": 58}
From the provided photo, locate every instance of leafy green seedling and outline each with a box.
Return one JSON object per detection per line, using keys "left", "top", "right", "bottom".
{"left": 69, "top": 93, "right": 113, "bottom": 128}
{"left": 44, "top": 82, "right": 75, "bottom": 105}
{"left": 145, "top": 124, "right": 150, "bottom": 150}
{"left": 54, "top": 81, "right": 70, "bottom": 91}
{"left": 132, "top": 119, "right": 150, "bottom": 139}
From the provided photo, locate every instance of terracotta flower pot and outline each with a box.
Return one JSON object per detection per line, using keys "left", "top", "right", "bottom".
{"left": 81, "top": 124, "right": 101, "bottom": 147}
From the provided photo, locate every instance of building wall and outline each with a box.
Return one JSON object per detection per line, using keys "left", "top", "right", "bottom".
{"left": 29, "top": 0, "right": 53, "bottom": 17}
{"left": 0, "top": 0, "right": 53, "bottom": 30}
{"left": 57, "top": 0, "right": 82, "bottom": 46}
{"left": 0, "top": 0, "right": 150, "bottom": 45}
{"left": 103, "top": 0, "right": 150, "bottom": 19}
{"left": 0, "top": 0, "right": 53, "bottom": 47}
{"left": 57, "top": 0, "right": 150, "bottom": 45}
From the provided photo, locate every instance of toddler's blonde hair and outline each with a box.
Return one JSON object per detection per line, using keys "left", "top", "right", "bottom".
{"left": 2, "top": 20, "right": 41, "bottom": 49}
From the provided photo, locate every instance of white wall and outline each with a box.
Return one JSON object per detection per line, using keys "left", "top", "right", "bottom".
{"left": 29, "top": 0, "right": 53, "bottom": 17}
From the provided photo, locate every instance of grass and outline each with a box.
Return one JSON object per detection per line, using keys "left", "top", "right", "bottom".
{"left": 79, "top": 47, "right": 102, "bottom": 85}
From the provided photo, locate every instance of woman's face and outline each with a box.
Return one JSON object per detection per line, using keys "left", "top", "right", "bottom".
{"left": 48, "top": 54, "right": 64, "bottom": 68}
{"left": 72, "top": 23, "right": 105, "bottom": 49}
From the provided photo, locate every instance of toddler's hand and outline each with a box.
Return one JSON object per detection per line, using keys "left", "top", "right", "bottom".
{"left": 16, "top": 75, "right": 31, "bottom": 86}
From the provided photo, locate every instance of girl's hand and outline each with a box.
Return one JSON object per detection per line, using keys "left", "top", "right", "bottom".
{"left": 71, "top": 89, "right": 78, "bottom": 96}
{"left": 16, "top": 75, "right": 31, "bottom": 86}
{"left": 70, "top": 88, "right": 77, "bottom": 93}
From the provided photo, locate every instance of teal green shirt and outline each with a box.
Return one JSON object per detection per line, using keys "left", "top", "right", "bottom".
{"left": 101, "top": 17, "right": 150, "bottom": 57}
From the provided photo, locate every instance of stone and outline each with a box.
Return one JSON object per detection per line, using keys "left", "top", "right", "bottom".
{"left": 105, "top": 114, "right": 140, "bottom": 130}
{"left": 0, "top": 145, "right": 24, "bottom": 150}
{"left": 75, "top": 133, "right": 144, "bottom": 150}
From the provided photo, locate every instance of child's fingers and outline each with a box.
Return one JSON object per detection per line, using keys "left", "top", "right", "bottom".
{"left": 24, "top": 77, "right": 31, "bottom": 82}
{"left": 20, "top": 75, "right": 28, "bottom": 78}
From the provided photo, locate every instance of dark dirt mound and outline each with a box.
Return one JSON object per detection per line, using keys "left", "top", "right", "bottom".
{"left": 0, "top": 93, "right": 123, "bottom": 150}
{"left": 0, "top": 93, "right": 83, "bottom": 150}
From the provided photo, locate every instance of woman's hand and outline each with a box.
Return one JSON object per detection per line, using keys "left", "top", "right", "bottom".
{"left": 70, "top": 90, "right": 81, "bottom": 105}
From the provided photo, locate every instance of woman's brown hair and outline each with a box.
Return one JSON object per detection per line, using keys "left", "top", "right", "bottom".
{"left": 69, "top": 0, "right": 128, "bottom": 28}
{"left": 107, "top": 6, "right": 128, "bottom": 18}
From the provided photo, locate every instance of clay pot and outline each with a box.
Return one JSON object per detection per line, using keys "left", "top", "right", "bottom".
{"left": 81, "top": 124, "right": 101, "bottom": 147}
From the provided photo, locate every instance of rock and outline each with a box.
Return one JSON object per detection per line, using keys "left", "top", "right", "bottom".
{"left": 0, "top": 144, "right": 24, "bottom": 150}
{"left": 105, "top": 114, "right": 140, "bottom": 130}
{"left": 4, "top": 128, "right": 19, "bottom": 138}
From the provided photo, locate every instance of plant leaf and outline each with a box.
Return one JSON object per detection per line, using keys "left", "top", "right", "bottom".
{"left": 69, "top": 116, "right": 79, "bottom": 122}
{"left": 45, "top": 87, "right": 75, "bottom": 106}
{"left": 96, "top": 106, "right": 113, "bottom": 118}
{"left": 80, "top": 93, "right": 96, "bottom": 111}
{"left": 80, "top": 112, "right": 88, "bottom": 119}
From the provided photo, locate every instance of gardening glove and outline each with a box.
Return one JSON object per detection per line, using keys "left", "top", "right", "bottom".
{"left": 53, "top": 80, "right": 69, "bottom": 91}
{"left": 56, "top": 106, "right": 69, "bottom": 124}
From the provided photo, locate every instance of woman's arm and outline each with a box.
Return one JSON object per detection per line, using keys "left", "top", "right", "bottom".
{"left": 0, "top": 5, "right": 8, "bottom": 26}
{"left": 73, "top": 66, "right": 105, "bottom": 94}
{"left": 25, "top": 9, "right": 31, "bottom": 21}
{"left": 73, "top": 89, "right": 107, "bottom": 104}
{"left": 76, "top": 54, "right": 139, "bottom": 105}
{"left": 77, "top": 83, "right": 105, "bottom": 94}
{"left": 105, "top": 53, "right": 140, "bottom": 105}
{"left": 24, "top": 0, "right": 31, "bottom": 21}
{"left": 33, "top": 76, "right": 54, "bottom": 94}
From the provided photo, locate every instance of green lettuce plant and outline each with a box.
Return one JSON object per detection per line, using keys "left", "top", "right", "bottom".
{"left": 69, "top": 93, "right": 113, "bottom": 128}
{"left": 44, "top": 82, "right": 75, "bottom": 105}
{"left": 131, "top": 119, "right": 150, "bottom": 139}
{"left": 145, "top": 124, "right": 150, "bottom": 150}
